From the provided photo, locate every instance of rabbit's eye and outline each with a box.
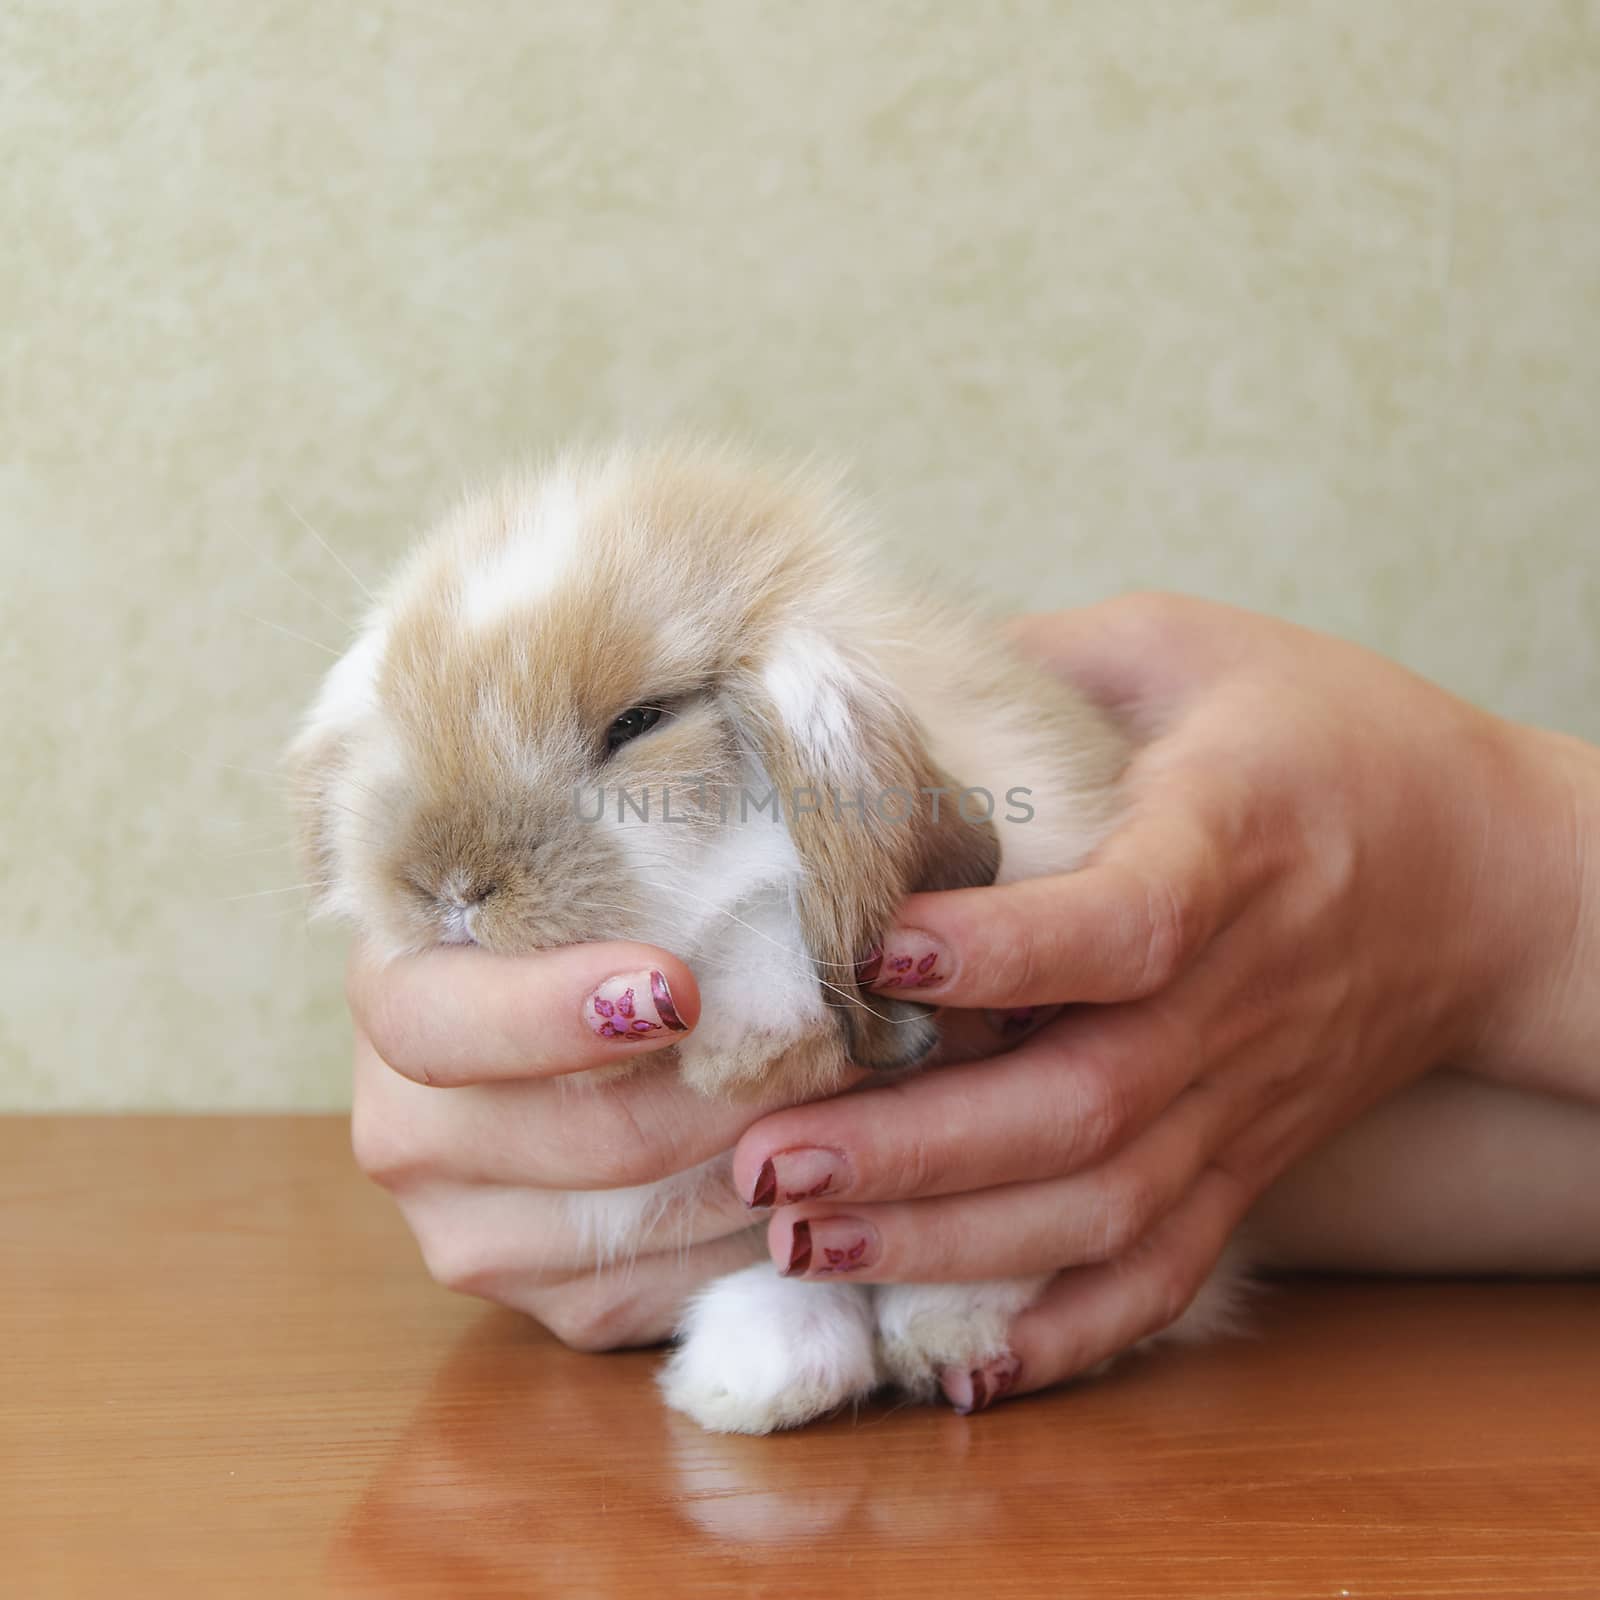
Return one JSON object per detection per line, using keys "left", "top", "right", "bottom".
{"left": 606, "top": 705, "right": 663, "bottom": 753}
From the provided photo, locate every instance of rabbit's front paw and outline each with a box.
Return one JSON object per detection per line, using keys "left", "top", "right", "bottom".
{"left": 874, "top": 1277, "right": 1048, "bottom": 1403}
{"left": 659, "top": 1262, "right": 879, "bottom": 1435}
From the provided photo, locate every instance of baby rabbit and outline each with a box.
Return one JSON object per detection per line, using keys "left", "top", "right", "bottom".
{"left": 289, "top": 445, "right": 1241, "bottom": 1433}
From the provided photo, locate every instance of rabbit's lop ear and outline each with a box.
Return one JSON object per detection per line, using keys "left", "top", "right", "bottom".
{"left": 724, "top": 637, "right": 1000, "bottom": 1072}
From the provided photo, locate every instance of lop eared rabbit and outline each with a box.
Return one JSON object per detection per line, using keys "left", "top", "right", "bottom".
{"left": 290, "top": 446, "right": 1241, "bottom": 1432}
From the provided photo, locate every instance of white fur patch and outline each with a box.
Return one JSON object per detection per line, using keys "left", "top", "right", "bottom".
{"left": 600, "top": 781, "right": 803, "bottom": 947}
{"left": 875, "top": 1277, "right": 1049, "bottom": 1400}
{"left": 760, "top": 629, "right": 861, "bottom": 779}
{"left": 305, "top": 624, "right": 386, "bottom": 737}
{"left": 597, "top": 753, "right": 830, "bottom": 1090}
{"left": 461, "top": 473, "right": 583, "bottom": 628}
{"left": 659, "top": 1262, "right": 879, "bottom": 1434}
{"left": 558, "top": 1157, "right": 732, "bottom": 1267}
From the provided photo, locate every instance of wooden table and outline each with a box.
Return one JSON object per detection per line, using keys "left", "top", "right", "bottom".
{"left": 4, "top": 1117, "right": 1597, "bottom": 1598}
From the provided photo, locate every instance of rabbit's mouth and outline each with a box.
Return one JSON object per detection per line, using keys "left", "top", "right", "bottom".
{"left": 432, "top": 871, "right": 491, "bottom": 946}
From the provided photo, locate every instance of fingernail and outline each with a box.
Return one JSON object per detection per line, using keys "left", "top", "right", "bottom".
{"left": 781, "top": 1216, "right": 878, "bottom": 1278}
{"left": 583, "top": 969, "right": 688, "bottom": 1043}
{"left": 784, "top": 1220, "right": 813, "bottom": 1274}
{"left": 867, "top": 932, "right": 949, "bottom": 992}
{"left": 745, "top": 1148, "right": 848, "bottom": 1208}
{"left": 941, "top": 1353, "right": 1021, "bottom": 1415}
{"left": 982, "top": 1004, "right": 1063, "bottom": 1042}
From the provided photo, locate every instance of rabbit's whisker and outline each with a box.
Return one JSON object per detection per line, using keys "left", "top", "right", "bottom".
{"left": 233, "top": 526, "right": 360, "bottom": 635}
{"left": 242, "top": 614, "right": 343, "bottom": 658}
{"left": 277, "top": 491, "right": 376, "bottom": 605}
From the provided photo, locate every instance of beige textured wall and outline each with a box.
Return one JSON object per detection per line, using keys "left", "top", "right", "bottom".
{"left": 3, "top": 2, "right": 1597, "bottom": 1109}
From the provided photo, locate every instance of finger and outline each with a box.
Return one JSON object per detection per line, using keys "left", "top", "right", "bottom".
{"left": 493, "top": 1230, "right": 770, "bottom": 1352}
{"left": 396, "top": 1168, "right": 761, "bottom": 1289}
{"left": 973, "top": 1167, "right": 1251, "bottom": 1409}
{"left": 861, "top": 797, "right": 1249, "bottom": 1009}
{"left": 347, "top": 939, "right": 701, "bottom": 1086}
{"left": 763, "top": 1083, "right": 1235, "bottom": 1283}
{"left": 733, "top": 997, "right": 1200, "bottom": 1208}
{"left": 352, "top": 1027, "right": 775, "bottom": 1192}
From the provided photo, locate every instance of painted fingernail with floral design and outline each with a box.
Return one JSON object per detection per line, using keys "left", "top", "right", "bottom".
{"left": 746, "top": 1148, "right": 849, "bottom": 1209}
{"left": 864, "top": 933, "right": 950, "bottom": 992}
{"left": 780, "top": 1217, "right": 880, "bottom": 1278}
{"left": 584, "top": 970, "right": 689, "bottom": 1043}
{"left": 940, "top": 1353, "right": 1021, "bottom": 1415}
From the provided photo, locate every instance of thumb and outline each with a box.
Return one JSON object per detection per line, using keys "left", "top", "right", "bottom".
{"left": 1007, "top": 594, "right": 1245, "bottom": 724}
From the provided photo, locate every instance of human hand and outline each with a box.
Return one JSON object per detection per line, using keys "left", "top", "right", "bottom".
{"left": 734, "top": 593, "right": 1567, "bottom": 1407}
{"left": 345, "top": 941, "right": 778, "bottom": 1350}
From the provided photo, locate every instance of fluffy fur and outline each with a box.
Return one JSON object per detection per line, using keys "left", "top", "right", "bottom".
{"left": 290, "top": 443, "right": 1243, "bottom": 1432}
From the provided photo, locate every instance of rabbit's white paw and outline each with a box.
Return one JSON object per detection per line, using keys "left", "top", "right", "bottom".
{"left": 659, "top": 1263, "right": 879, "bottom": 1434}
{"left": 874, "top": 1277, "right": 1048, "bottom": 1402}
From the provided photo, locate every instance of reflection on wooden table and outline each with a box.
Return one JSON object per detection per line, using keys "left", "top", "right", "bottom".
{"left": 5, "top": 1118, "right": 1597, "bottom": 1599}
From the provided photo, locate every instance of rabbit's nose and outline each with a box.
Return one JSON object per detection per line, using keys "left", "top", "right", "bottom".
{"left": 442, "top": 872, "right": 497, "bottom": 909}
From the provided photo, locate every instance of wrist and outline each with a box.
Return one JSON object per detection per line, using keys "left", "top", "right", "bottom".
{"left": 1462, "top": 717, "right": 1600, "bottom": 1096}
